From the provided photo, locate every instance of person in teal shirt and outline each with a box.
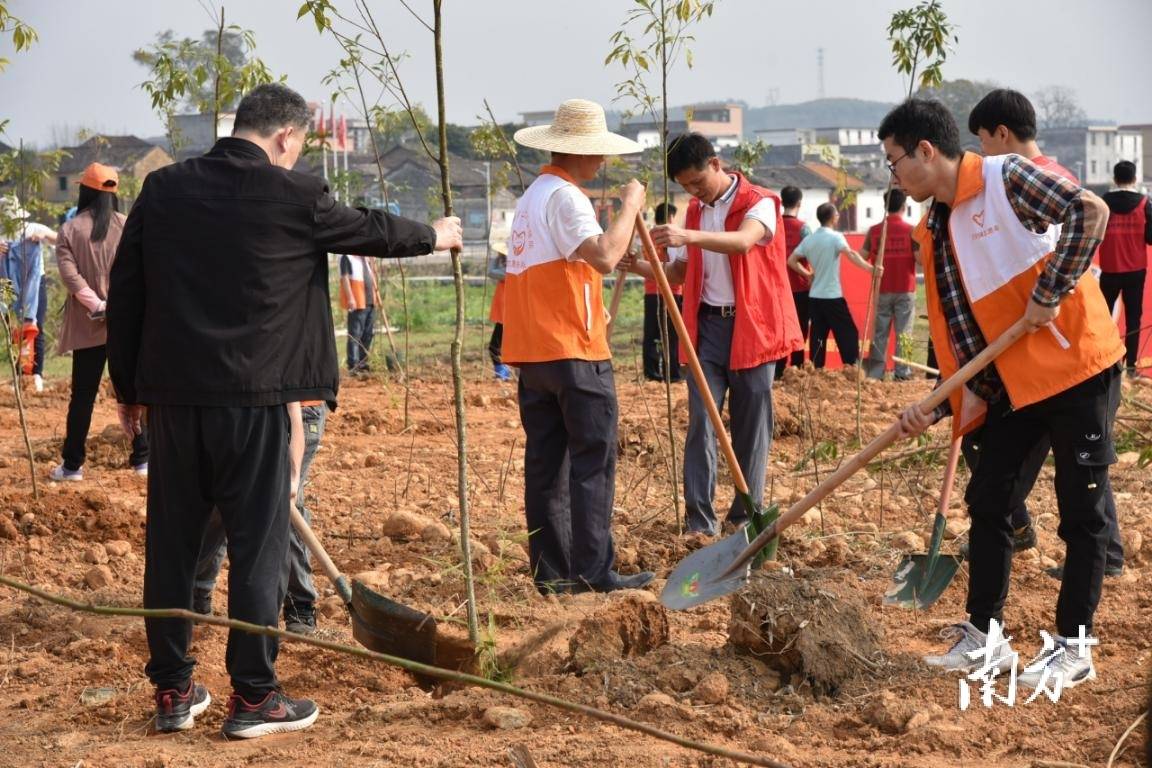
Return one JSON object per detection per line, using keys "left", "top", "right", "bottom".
{"left": 787, "top": 203, "right": 878, "bottom": 367}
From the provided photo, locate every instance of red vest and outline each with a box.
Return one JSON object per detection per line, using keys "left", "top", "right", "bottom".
{"left": 1099, "top": 195, "right": 1148, "bottom": 273}
{"left": 681, "top": 173, "right": 803, "bottom": 370}
{"left": 782, "top": 215, "right": 811, "bottom": 292}
{"left": 867, "top": 215, "right": 916, "bottom": 293}
{"left": 643, "top": 244, "right": 684, "bottom": 296}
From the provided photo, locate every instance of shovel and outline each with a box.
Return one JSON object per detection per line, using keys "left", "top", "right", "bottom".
{"left": 634, "top": 215, "right": 778, "bottom": 552}
{"left": 884, "top": 436, "right": 963, "bottom": 609}
{"left": 289, "top": 507, "right": 444, "bottom": 666}
{"left": 661, "top": 316, "right": 1029, "bottom": 610}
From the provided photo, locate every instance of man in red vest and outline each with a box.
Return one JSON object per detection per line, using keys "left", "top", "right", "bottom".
{"left": 775, "top": 186, "right": 812, "bottom": 378}
{"left": 641, "top": 202, "right": 684, "bottom": 382}
{"left": 862, "top": 188, "right": 917, "bottom": 380}
{"left": 966, "top": 88, "right": 1124, "bottom": 578}
{"left": 632, "top": 133, "right": 802, "bottom": 535}
{"left": 1100, "top": 160, "right": 1152, "bottom": 377}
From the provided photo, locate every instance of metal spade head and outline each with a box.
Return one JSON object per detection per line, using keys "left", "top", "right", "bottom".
{"left": 660, "top": 528, "right": 757, "bottom": 610}
{"left": 884, "top": 552, "right": 962, "bottom": 610}
{"left": 349, "top": 578, "right": 439, "bottom": 663}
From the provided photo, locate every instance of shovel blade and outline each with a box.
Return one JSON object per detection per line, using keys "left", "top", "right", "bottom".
{"left": 884, "top": 553, "right": 961, "bottom": 610}
{"left": 349, "top": 578, "right": 439, "bottom": 664}
{"left": 660, "top": 528, "right": 757, "bottom": 610}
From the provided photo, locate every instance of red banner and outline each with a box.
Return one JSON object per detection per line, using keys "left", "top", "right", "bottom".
{"left": 819, "top": 239, "right": 1152, "bottom": 375}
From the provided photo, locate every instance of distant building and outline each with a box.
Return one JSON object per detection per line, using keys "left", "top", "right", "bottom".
{"left": 45, "top": 135, "right": 173, "bottom": 206}
{"left": 749, "top": 161, "right": 923, "bottom": 233}
{"left": 364, "top": 145, "right": 535, "bottom": 242}
{"left": 1119, "top": 124, "right": 1152, "bottom": 184}
{"left": 620, "top": 103, "right": 743, "bottom": 150}
{"left": 168, "top": 113, "right": 236, "bottom": 159}
{"left": 1040, "top": 125, "right": 1144, "bottom": 188}
{"left": 519, "top": 110, "right": 556, "bottom": 127}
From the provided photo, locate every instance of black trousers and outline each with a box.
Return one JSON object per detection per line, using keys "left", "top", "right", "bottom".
{"left": 33, "top": 274, "right": 46, "bottom": 376}
{"left": 488, "top": 322, "right": 504, "bottom": 367}
{"left": 964, "top": 365, "right": 1120, "bottom": 636}
{"left": 1100, "top": 269, "right": 1146, "bottom": 370}
{"left": 642, "top": 294, "right": 682, "bottom": 381}
{"left": 808, "top": 296, "right": 859, "bottom": 367}
{"left": 962, "top": 430, "right": 1124, "bottom": 567}
{"left": 62, "top": 345, "right": 148, "bottom": 471}
{"left": 144, "top": 404, "right": 290, "bottom": 698}
{"left": 517, "top": 359, "right": 617, "bottom": 590}
{"left": 775, "top": 290, "right": 810, "bottom": 378}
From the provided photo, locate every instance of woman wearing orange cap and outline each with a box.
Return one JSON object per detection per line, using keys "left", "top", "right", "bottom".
{"left": 49, "top": 163, "right": 148, "bottom": 482}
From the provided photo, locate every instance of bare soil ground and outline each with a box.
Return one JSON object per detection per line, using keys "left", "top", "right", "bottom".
{"left": 0, "top": 365, "right": 1148, "bottom": 767}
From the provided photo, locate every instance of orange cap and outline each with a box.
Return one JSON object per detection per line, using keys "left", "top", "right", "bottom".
{"left": 79, "top": 163, "right": 119, "bottom": 192}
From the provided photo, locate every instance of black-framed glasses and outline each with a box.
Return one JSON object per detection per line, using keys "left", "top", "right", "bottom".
{"left": 886, "top": 152, "right": 910, "bottom": 175}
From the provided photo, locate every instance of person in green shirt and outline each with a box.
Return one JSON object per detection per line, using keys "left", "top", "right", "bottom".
{"left": 787, "top": 203, "right": 879, "bottom": 367}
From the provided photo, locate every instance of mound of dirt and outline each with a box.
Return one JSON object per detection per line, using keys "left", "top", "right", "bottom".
{"left": 727, "top": 570, "right": 884, "bottom": 694}
{"left": 568, "top": 591, "right": 669, "bottom": 670}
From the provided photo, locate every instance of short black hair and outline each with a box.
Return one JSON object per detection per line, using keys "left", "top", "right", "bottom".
{"left": 967, "top": 89, "right": 1037, "bottom": 141}
{"left": 654, "top": 201, "right": 677, "bottom": 224}
{"left": 780, "top": 186, "right": 803, "bottom": 209}
{"left": 667, "top": 133, "right": 715, "bottom": 178}
{"left": 816, "top": 203, "right": 837, "bottom": 226}
{"left": 884, "top": 188, "right": 907, "bottom": 214}
{"left": 878, "top": 98, "right": 962, "bottom": 159}
{"left": 1115, "top": 160, "right": 1138, "bottom": 185}
{"left": 233, "top": 83, "right": 311, "bottom": 137}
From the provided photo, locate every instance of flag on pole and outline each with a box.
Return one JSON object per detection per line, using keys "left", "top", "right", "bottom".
{"left": 337, "top": 115, "right": 347, "bottom": 152}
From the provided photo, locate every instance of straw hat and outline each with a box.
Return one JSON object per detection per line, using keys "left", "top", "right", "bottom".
{"left": 514, "top": 99, "right": 642, "bottom": 156}
{"left": 489, "top": 226, "right": 510, "bottom": 256}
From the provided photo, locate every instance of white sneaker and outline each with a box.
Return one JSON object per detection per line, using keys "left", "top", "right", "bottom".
{"left": 1018, "top": 634, "right": 1096, "bottom": 691}
{"left": 33, "top": 374, "right": 43, "bottom": 392}
{"left": 924, "top": 620, "right": 1016, "bottom": 673}
{"left": 49, "top": 464, "right": 84, "bottom": 482}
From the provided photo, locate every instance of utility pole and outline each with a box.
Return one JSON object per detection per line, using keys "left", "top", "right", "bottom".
{"left": 817, "top": 47, "right": 826, "bottom": 100}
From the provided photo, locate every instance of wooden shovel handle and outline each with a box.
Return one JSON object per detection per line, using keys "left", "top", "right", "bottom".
{"left": 634, "top": 214, "right": 751, "bottom": 494}
{"left": 290, "top": 505, "right": 352, "bottom": 603}
{"left": 720, "top": 316, "right": 1029, "bottom": 578}
{"left": 605, "top": 227, "right": 636, "bottom": 342}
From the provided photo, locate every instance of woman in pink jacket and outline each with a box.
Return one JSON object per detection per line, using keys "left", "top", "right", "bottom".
{"left": 49, "top": 163, "right": 148, "bottom": 481}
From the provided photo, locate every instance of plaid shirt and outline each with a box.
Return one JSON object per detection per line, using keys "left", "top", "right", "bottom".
{"left": 929, "top": 153, "right": 1103, "bottom": 407}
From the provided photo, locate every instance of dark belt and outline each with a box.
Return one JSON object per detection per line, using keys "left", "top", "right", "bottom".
{"left": 699, "top": 303, "right": 736, "bottom": 318}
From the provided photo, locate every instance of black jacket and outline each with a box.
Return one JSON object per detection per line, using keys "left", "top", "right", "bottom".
{"left": 107, "top": 137, "right": 435, "bottom": 408}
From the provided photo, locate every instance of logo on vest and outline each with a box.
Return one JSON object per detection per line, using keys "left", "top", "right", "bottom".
{"left": 970, "top": 209, "right": 1001, "bottom": 241}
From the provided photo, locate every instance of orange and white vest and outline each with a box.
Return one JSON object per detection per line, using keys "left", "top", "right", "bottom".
{"left": 501, "top": 167, "right": 609, "bottom": 364}
{"left": 916, "top": 153, "right": 1124, "bottom": 436}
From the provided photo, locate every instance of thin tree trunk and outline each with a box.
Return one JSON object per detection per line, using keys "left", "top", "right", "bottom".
{"left": 433, "top": 0, "right": 479, "bottom": 647}
{"left": 213, "top": 7, "right": 225, "bottom": 142}
{"left": 1, "top": 312, "right": 38, "bottom": 501}
{"left": 349, "top": 58, "right": 406, "bottom": 387}
{"left": 657, "top": 0, "right": 682, "bottom": 531}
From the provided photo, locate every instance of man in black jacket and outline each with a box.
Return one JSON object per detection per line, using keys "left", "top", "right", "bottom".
{"left": 107, "top": 83, "right": 461, "bottom": 739}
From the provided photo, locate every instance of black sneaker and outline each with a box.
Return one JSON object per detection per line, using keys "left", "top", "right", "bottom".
{"left": 154, "top": 681, "right": 211, "bottom": 733}
{"left": 284, "top": 612, "right": 317, "bottom": 636}
{"left": 222, "top": 690, "right": 319, "bottom": 739}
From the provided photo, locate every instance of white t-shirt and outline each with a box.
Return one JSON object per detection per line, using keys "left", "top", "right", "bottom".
{"left": 544, "top": 184, "right": 603, "bottom": 261}
{"left": 671, "top": 175, "right": 776, "bottom": 306}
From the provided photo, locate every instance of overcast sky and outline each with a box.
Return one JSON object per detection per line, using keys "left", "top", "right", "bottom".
{"left": 2, "top": 0, "right": 1150, "bottom": 148}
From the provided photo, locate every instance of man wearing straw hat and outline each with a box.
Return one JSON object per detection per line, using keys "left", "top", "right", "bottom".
{"left": 506, "top": 98, "right": 653, "bottom": 594}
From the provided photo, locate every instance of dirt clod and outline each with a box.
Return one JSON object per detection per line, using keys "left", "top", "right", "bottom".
{"left": 568, "top": 592, "right": 669, "bottom": 669}
{"left": 728, "top": 571, "right": 883, "bottom": 694}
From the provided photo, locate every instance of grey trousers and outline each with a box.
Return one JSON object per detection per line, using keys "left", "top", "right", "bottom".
{"left": 684, "top": 314, "right": 774, "bottom": 535}
{"left": 866, "top": 292, "right": 915, "bottom": 380}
